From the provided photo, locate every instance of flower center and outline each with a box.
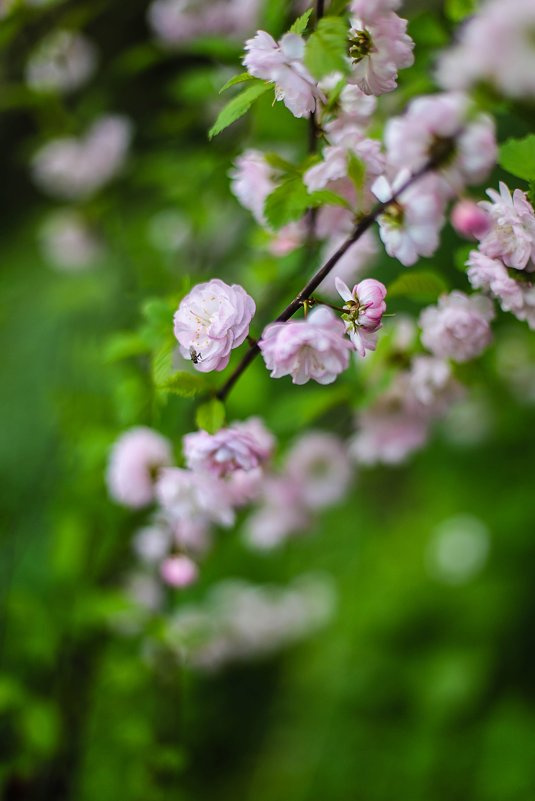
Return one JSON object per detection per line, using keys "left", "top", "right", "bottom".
{"left": 383, "top": 200, "right": 405, "bottom": 227}
{"left": 348, "top": 28, "right": 373, "bottom": 63}
{"left": 428, "top": 135, "right": 456, "bottom": 167}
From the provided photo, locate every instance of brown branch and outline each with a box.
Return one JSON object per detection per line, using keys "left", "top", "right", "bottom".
{"left": 216, "top": 156, "right": 441, "bottom": 401}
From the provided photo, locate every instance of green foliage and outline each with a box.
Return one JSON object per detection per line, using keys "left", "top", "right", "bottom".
{"left": 156, "top": 370, "right": 208, "bottom": 398}
{"left": 264, "top": 173, "right": 310, "bottom": 228}
{"left": 195, "top": 397, "right": 226, "bottom": 433}
{"left": 444, "top": 0, "right": 478, "bottom": 21}
{"left": 219, "top": 72, "right": 256, "bottom": 93}
{"left": 388, "top": 270, "right": 448, "bottom": 302}
{"left": 208, "top": 80, "right": 271, "bottom": 139}
{"left": 499, "top": 134, "right": 535, "bottom": 181}
{"left": 347, "top": 151, "right": 366, "bottom": 190}
{"left": 304, "top": 16, "right": 349, "bottom": 79}
{"left": 288, "top": 8, "right": 313, "bottom": 35}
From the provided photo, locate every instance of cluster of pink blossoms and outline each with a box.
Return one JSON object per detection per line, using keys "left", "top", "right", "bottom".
{"left": 148, "top": 0, "right": 261, "bottom": 48}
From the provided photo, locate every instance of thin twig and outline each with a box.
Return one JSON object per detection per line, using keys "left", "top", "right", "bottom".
{"left": 216, "top": 156, "right": 440, "bottom": 401}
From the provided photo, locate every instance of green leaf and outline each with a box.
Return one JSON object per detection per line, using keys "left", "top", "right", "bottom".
{"left": 264, "top": 152, "right": 299, "bottom": 174}
{"left": 157, "top": 370, "right": 208, "bottom": 398}
{"left": 304, "top": 16, "right": 349, "bottom": 80}
{"left": 444, "top": 0, "right": 478, "bottom": 22}
{"left": 388, "top": 270, "right": 448, "bottom": 302}
{"left": 499, "top": 135, "right": 535, "bottom": 182}
{"left": 152, "top": 339, "right": 175, "bottom": 386}
{"left": 264, "top": 174, "right": 310, "bottom": 229}
{"left": 104, "top": 331, "right": 150, "bottom": 363}
{"left": 195, "top": 398, "right": 225, "bottom": 434}
{"left": 208, "top": 80, "right": 271, "bottom": 139}
{"left": 308, "top": 189, "right": 352, "bottom": 209}
{"left": 347, "top": 152, "right": 365, "bottom": 190}
{"left": 219, "top": 72, "right": 255, "bottom": 93}
{"left": 289, "top": 8, "right": 313, "bottom": 35}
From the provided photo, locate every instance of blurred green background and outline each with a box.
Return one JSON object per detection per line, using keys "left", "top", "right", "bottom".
{"left": 1, "top": 1, "right": 535, "bottom": 799}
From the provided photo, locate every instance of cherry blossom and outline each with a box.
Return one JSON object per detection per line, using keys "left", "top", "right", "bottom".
{"left": 160, "top": 555, "right": 199, "bottom": 588}
{"left": 477, "top": 182, "right": 535, "bottom": 270}
{"left": 335, "top": 276, "right": 387, "bottom": 356}
{"left": 419, "top": 291, "right": 495, "bottom": 362}
{"left": 229, "top": 149, "right": 275, "bottom": 225}
{"left": 107, "top": 427, "right": 173, "bottom": 509}
{"left": 467, "top": 251, "right": 535, "bottom": 329}
{"left": 183, "top": 417, "right": 274, "bottom": 478}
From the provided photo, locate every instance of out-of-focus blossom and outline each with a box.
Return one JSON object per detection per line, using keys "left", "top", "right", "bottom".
{"left": 244, "top": 31, "right": 323, "bottom": 118}
{"left": 230, "top": 149, "right": 275, "bottom": 225}
{"left": 133, "top": 525, "right": 171, "bottom": 564}
{"left": 244, "top": 476, "right": 311, "bottom": 549}
{"left": 467, "top": 251, "right": 535, "bottom": 329}
{"left": 384, "top": 93, "right": 496, "bottom": 195}
{"left": 427, "top": 515, "right": 490, "bottom": 584}
{"left": 372, "top": 169, "right": 446, "bottom": 266}
{"left": 155, "top": 467, "right": 235, "bottom": 527}
{"left": 39, "top": 209, "right": 102, "bottom": 271}
{"left": 320, "top": 230, "right": 378, "bottom": 298}
{"left": 259, "top": 307, "right": 352, "bottom": 385}
{"left": 148, "top": 0, "right": 261, "bottom": 45}
{"left": 25, "top": 30, "right": 97, "bottom": 94}
{"left": 167, "top": 574, "right": 335, "bottom": 669}
{"left": 107, "top": 427, "right": 173, "bottom": 509}
{"left": 173, "top": 279, "right": 255, "bottom": 372}
{"left": 32, "top": 115, "right": 132, "bottom": 200}
{"left": 408, "top": 356, "right": 461, "bottom": 412}
{"left": 348, "top": 5, "right": 414, "bottom": 95}
{"left": 450, "top": 199, "right": 491, "bottom": 240}
{"left": 269, "top": 220, "right": 307, "bottom": 256}
{"left": 126, "top": 573, "right": 163, "bottom": 612}
{"left": 183, "top": 417, "right": 274, "bottom": 478}
{"left": 419, "top": 290, "right": 495, "bottom": 362}
{"left": 160, "top": 555, "right": 199, "bottom": 588}
{"left": 477, "top": 182, "right": 535, "bottom": 270}
{"left": 148, "top": 210, "right": 190, "bottom": 253}
{"left": 436, "top": 0, "right": 535, "bottom": 100}
{"left": 304, "top": 130, "right": 385, "bottom": 199}
{"left": 335, "top": 277, "right": 387, "bottom": 356}
{"left": 323, "top": 82, "right": 377, "bottom": 142}
{"left": 285, "top": 432, "right": 353, "bottom": 510}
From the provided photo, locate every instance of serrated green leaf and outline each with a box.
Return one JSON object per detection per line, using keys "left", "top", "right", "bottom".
{"left": 289, "top": 8, "right": 313, "bottom": 35}
{"left": 308, "top": 189, "right": 352, "bottom": 209}
{"left": 157, "top": 370, "right": 208, "bottom": 398}
{"left": 499, "top": 135, "right": 535, "bottom": 182}
{"left": 304, "top": 16, "right": 349, "bottom": 80}
{"left": 208, "top": 80, "right": 271, "bottom": 139}
{"left": 219, "top": 72, "right": 255, "bottom": 93}
{"left": 388, "top": 270, "right": 448, "bottom": 302}
{"left": 104, "top": 332, "right": 150, "bottom": 363}
{"left": 264, "top": 152, "right": 299, "bottom": 174}
{"left": 264, "top": 174, "right": 310, "bottom": 229}
{"left": 195, "top": 398, "right": 225, "bottom": 433}
{"left": 347, "top": 152, "right": 365, "bottom": 190}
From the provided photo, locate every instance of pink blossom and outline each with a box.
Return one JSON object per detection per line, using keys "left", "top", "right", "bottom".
{"left": 335, "top": 276, "right": 387, "bottom": 356}
{"left": 160, "top": 555, "right": 199, "bottom": 588}
{"left": 148, "top": 0, "right": 261, "bottom": 45}
{"left": 372, "top": 169, "right": 446, "bottom": 265}
{"left": 269, "top": 220, "right": 307, "bottom": 256}
{"left": 243, "top": 31, "right": 322, "bottom": 118}
{"left": 173, "top": 278, "right": 255, "bottom": 372}
{"left": 39, "top": 210, "right": 102, "bottom": 271}
{"left": 436, "top": 0, "right": 535, "bottom": 100}
{"left": 408, "top": 356, "right": 461, "bottom": 412}
{"left": 155, "top": 467, "right": 235, "bottom": 527}
{"left": 477, "top": 182, "right": 535, "bottom": 270}
{"left": 451, "top": 200, "right": 491, "bottom": 240}
{"left": 350, "top": 0, "right": 402, "bottom": 16}
{"left": 384, "top": 93, "right": 496, "bottom": 195}
{"left": 25, "top": 30, "right": 97, "bottom": 94}
{"left": 133, "top": 525, "right": 171, "bottom": 564}
{"left": 32, "top": 115, "right": 132, "bottom": 200}
{"left": 304, "top": 131, "right": 385, "bottom": 193}
{"left": 107, "top": 427, "right": 173, "bottom": 509}
{"left": 244, "top": 476, "right": 310, "bottom": 549}
{"left": 285, "top": 432, "right": 353, "bottom": 510}
{"left": 320, "top": 230, "right": 378, "bottom": 298}
{"left": 323, "top": 82, "right": 377, "bottom": 143}
{"left": 183, "top": 417, "right": 274, "bottom": 477}
{"left": 419, "top": 291, "right": 495, "bottom": 362}
{"left": 467, "top": 250, "right": 535, "bottom": 330}
{"left": 229, "top": 149, "right": 275, "bottom": 225}
{"left": 259, "top": 307, "right": 352, "bottom": 385}
{"left": 348, "top": 10, "right": 414, "bottom": 95}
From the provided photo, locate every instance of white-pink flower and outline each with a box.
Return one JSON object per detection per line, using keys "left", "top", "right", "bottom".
{"left": 285, "top": 432, "right": 353, "bottom": 510}
{"left": 323, "top": 82, "right": 377, "bottom": 143}
{"left": 450, "top": 199, "right": 491, "bottom": 240}
{"left": 160, "top": 555, "right": 199, "bottom": 588}
{"left": 419, "top": 290, "right": 495, "bottom": 362}
{"left": 467, "top": 250, "right": 535, "bottom": 330}
{"left": 243, "top": 31, "right": 322, "bottom": 118}
{"left": 477, "top": 182, "right": 535, "bottom": 270}
{"left": 244, "top": 476, "right": 310, "bottom": 549}
{"left": 335, "top": 276, "right": 387, "bottom": 356}
{"left": 372, "top": 169, "right": 446, "bottom": 266}
{"left": 173, "top": 278, "right": 255, "bottom": 372}
{"left": 348, "top": 9, "right": 414, "bottom": 95}
{"left": 183, "top": 417, "right": 274, "bottom": 478}
{"left": 39, "top": 210, "right": 102, "bottom": 272}
{"left": 229, "top": 149, "right": 275, "bottom": 225}
{"left": 107, "top": 427, "right": 173, "bottom": 509}
{"left": 259, "top": 306, "right": 352, "bottom": 385}
{"left": 384, "top": 93, "right": 496, "bottom": 195}
{"left": 148, "top": 0, "right": 261, "bottom": 45}
{"left": 155, "top": 467, "right": 235, "bottom": 527}
{"left": 26, "top": 30, "right": 97, "bottom": 94}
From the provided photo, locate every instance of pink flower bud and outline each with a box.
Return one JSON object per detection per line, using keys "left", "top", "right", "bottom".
{"left": 160, "top": 555, "right": 198, "bottom": 588}
{"left": 451, "top": 199, "right": 491, "bottom": 239}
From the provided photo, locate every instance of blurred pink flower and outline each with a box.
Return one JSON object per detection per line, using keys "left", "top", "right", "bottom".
{"left": 148, "top": 0, "right": 261, "bottom": 45}
{"left": 243, "top": 31, "right": 323, "bottom": 118}
{"left": 335, "top": 276, "right": 387, "bottom": 356}
{"left": 285, "top": 432, "right": 353, "bottom": 510}
{"left": 39, "top": 209, "right": 102, "bottom": 271}
{"left": 259, "top": 307, "right": 352, "bottom": 385}
{"left": 419, "top": 291, "right": 495, "bottom": 362}
{"left": 173, "top": 278, "right": 255, "bottom": 372}
{"left": 25, "top": 30, "right": 97, "bottom": 94}
{"left": 183, "top": 417, "right": 274, "bottom": 478}
{"left": 155, "top": 467, "right": 235, "bottom": 527}
{"left": 269, "top": 220, "right": 307, "bottom": 256}
{"left": 229, "top": 149, "right": 275, "bottom": 225}
{"left": 467, "top": 251, "right": 535, "bottom": 330}
{"left": 160, "top": 555, "right": 199, "bottom": 588}
{"left": 450, "top": 199, "right": 491, "bottom": 240}
{"left": 107, "top": 427, "right": 173, "bottom": 509}
{"left": 244, "top": 476, "right": 310, "bottom": 549}
{"left": 477, "top": 182, "right": 535, "bottom": 270}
